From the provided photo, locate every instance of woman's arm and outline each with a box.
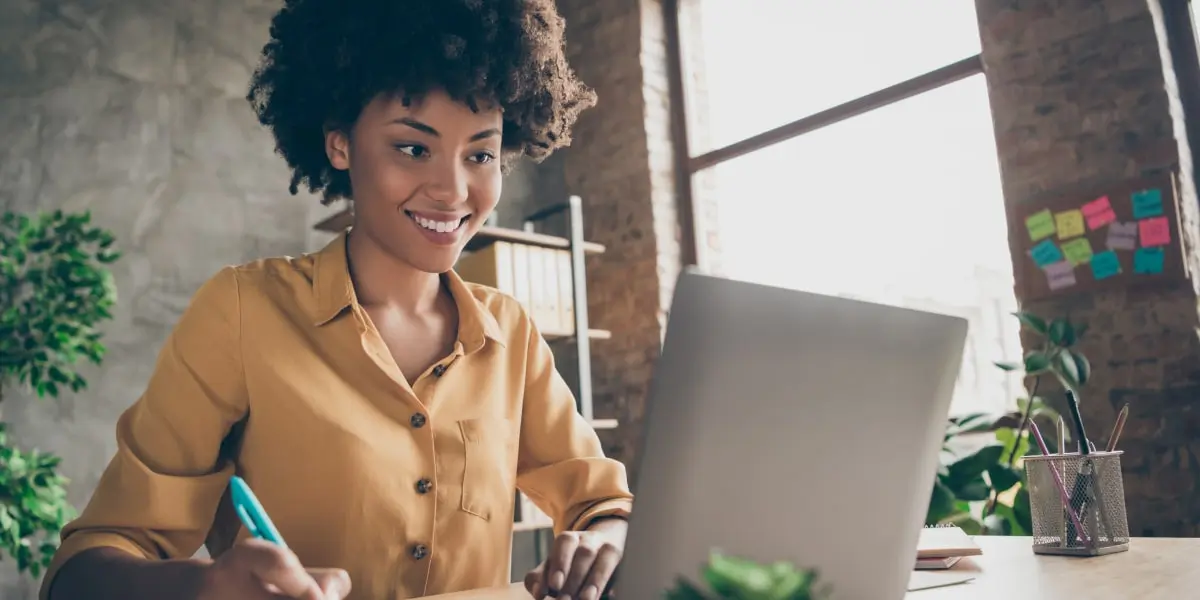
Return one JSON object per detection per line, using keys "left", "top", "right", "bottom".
{"left": 512, "top": 314, "right": 634, "bottom": 535}
{"left": 50, "top": 548, "right": 209, "bottom": 600}
{"left": 42, "top": 267, "right": 250, "bottom": 600}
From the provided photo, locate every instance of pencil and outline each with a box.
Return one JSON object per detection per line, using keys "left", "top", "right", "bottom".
{"left": 1106, "top": 403, "right": 1130, "bottom": 452}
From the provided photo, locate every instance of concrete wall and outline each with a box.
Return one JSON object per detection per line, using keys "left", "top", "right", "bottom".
{"left": 0, "top": 0, "right": 559, "bottom": 595}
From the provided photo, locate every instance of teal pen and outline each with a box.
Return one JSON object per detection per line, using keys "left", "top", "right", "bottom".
{"left": 230, "top": 475, "right": 288, "bottom": 547}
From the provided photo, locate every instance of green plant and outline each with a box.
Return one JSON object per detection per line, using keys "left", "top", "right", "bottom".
{"left": 0, "top": 209, "right": 119, "bottom": 576}
{"left": 665, "top": 551, "right": 831, "bottom": 600}
{"left": 926, "top": 312, "right": 1090, "bottom": 535}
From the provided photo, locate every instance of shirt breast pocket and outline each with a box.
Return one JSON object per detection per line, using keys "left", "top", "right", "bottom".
{"left": 458, "top": 417, "right": 517, "bottom": 521}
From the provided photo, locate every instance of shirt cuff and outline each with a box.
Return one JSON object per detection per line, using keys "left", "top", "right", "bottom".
{"left": 569, "top": 498, "right": 634, "bottom": 532}
{"left": 40, "top": 532, "right": 155, "bottom": 600}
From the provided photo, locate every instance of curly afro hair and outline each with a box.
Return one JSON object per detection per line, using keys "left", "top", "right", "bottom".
{"left": 246, "top": 0, "right": 596, "bottom": 204}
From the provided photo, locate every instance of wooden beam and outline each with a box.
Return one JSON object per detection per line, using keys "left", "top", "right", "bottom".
{"left": 688, "top": 55, "right": 984, "bottom": 172}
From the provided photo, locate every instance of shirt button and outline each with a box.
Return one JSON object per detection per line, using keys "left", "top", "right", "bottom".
{"left": 415, "top": 478, "right": 433, "bottom": 494}
{"left": 410, "top": 413, "right": 426, "bottom": 428}
{"left": 432, "top": 364, "right": 447, "bottom": 377}
{"left": 411, "top": 544, "right": 429, "bottom": 560}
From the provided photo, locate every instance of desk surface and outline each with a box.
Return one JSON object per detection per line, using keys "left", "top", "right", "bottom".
{"left": 427, "top": 536, "right": 1199, "bottom": 600}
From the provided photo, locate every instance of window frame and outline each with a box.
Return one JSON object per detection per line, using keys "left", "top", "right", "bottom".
{"left": 1163, "top": 0, "right": 1200, "bottom": 189}
{"left": 662, "top": 0, "right": 985, "bottom": 269}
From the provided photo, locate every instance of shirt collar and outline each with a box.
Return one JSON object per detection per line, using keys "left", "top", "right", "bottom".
{"left": 311, "top": 231, "right": 505, "bottom": 352}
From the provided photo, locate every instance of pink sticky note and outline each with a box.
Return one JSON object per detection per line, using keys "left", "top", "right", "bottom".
{"left": 1082, "top": 196, "right": 1117, "bottom": 230}
{"left": 1139, "top": 216, "right": 1171, "bottom": 247}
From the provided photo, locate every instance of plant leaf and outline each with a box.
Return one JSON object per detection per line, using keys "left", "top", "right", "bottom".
{"left": 953, "top": 476, "right": 992, "bottom": 501}
{"left": 1048, "top": 319, "right": 1073, "bottom": 346}
{"left": 947, "top": 444, "right": 1005, "bottom": 484}
{"left": 1013, "top": 311, "right": 1048, "bottom": 335}
{"left": 994, "top": 361, "right": 1021, "bottom": 372}
{"left": 1065, "top": 348, "right": 1090, "bottom": 386}
{"left": 1023, "top": 351, "right": 1051, "bottom": 374}
{"left": 927, "top": 479, "right": 957, "bottom": 523}
{"left": 987, "top": 464, "right": 1023, "bottom": 493}
{"left": 1056, "top": 350, "right": 1081, "bottom": 391}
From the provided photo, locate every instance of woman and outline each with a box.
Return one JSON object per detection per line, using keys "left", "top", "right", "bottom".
{"left": 41, "top": 1, "right": 633, "bottom": 599}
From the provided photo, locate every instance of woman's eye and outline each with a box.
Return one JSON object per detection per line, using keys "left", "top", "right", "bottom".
{"left": 395, "top": 144, "right": 429, "bottom": 158}
{"left": 469, "top": 152, "right": 495, "bottom": 164}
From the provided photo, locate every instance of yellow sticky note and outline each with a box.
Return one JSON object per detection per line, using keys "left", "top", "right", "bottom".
{"left": 1025, "top": 209, "right": 1056, "bottom": 242}
{"left": 1055, "top": 209, "right": 1085, "bottom": 239}
{"left": 1061, "top": 237, "right": 1094, "bottom": 266}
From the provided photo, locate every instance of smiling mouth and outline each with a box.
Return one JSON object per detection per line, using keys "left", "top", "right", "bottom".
{"left": 404, "top": 210, "right": 470, "bottom": 233}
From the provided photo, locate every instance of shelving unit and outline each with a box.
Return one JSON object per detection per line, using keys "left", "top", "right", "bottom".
{"left": 312, "top": 197, "right": 614, "bottom": 555}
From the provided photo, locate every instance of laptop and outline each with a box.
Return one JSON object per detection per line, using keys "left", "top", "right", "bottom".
{"left": 613, "top": 269, "right": 967, "bottom": 600}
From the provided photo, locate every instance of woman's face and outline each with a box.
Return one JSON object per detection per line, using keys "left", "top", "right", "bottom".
{"left": 326, "top": 88, "right": 504, "bottom": 274}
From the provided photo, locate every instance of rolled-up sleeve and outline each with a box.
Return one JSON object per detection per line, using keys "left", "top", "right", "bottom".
{"left": 40, "top": 267, "right": 249, "bottom": 600}
{"left": 514, "top": 317, "right": 634, "bottom": 536}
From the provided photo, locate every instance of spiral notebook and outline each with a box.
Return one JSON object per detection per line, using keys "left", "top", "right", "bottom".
{"left": 915, "top": 525, "right": 982, "bottom": 570}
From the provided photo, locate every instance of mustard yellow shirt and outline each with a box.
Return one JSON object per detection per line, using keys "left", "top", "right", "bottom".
{"left": 41, "top": 232, "right": 633, "bottom": 600}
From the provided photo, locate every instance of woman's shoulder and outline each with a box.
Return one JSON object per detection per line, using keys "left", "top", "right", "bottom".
{"left": 459, "top": 281, "right": 534, "bottom": 334}
{"left": 188, "top": 252, "right": 321, "bottom": 318}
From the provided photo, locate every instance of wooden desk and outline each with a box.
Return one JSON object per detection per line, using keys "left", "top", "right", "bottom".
{"left": 426, "top": 536, "right": 1199, "bottom": 600}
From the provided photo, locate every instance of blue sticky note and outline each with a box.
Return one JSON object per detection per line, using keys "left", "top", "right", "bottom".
{"left": 1132, "top": 188, "right": 1163, "bottom": 219}
{"left": 1030, "top": 239, "right": 1063, "bottom": 268}
{"left": 1134, "top": 247, "right": 1165, "bottom": 274}
{"left": 1091, "top": 250, "right": 1122, "bottom": 280}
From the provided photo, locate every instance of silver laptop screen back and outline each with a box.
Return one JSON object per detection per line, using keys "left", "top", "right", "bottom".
{"left": 616, "top": 270, "right": 967, "bottom": 600}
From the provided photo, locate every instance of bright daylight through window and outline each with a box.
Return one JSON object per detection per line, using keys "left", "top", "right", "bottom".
{"left": 681, "top": 0, "right": 1022, "bottom": 416}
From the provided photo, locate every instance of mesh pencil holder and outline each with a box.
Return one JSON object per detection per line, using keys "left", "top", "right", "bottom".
{"left": 1024, "top": 451, "right": 1130, "bottom": 556}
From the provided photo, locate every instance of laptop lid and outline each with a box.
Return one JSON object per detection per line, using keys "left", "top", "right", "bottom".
{"left": 615, "top": 269, "right": 967, "bottom": 599}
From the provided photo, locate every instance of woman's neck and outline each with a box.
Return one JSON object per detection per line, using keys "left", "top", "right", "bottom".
{"left": 345, "top": 228, "right": 443, "bottom": 313}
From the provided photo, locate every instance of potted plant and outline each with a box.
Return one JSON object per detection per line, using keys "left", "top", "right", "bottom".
{"left": 0, "top": 210, "right": 119, "bottom": 577}
{"left": 926, "top": 311, "right": 1090, "bottom": 535}
{"left": 666, "top": 551, "right": 831, "bottom": 600}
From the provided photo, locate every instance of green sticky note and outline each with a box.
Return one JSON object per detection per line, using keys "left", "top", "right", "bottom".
{"left": 1091, "top": 250, "right": 1121, "bottom": 280}
{"left": 1061, "top": 237, "right": 1094, "bottom": 266}
{"left": 1025, "top": 209, "right": 1056, "bottom": 242}
{"left": 1134, "top": 247, "right": 1165, "bottom": 274}
{"left": 1132, "top": 188, "right": 1163, "bottom": 219}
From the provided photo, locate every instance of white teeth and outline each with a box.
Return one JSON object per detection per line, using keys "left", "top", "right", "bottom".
{"left": 411, "top": 214, "right": 464, "bottom": 233}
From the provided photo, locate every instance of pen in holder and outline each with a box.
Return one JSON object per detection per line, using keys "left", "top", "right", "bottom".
{"left": 1024, "top": 451, "right": 1130, "bottom": 556}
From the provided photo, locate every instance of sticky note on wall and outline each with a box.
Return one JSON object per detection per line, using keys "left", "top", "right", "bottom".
{"left": 1091, "top": 250, "right": 1121, "bottom": 280}
{"left": 1061, "top": 238, "right": 1094, "bottom": 265}
{"left": 1030, "top": 239, "right": 1064, "bottom": 268}
{"left": 1045, "top": 260, "right": 1076, "bottom": 291}
{"left": 1132, "top": 189, "right": 1164, "bottom": 219}
{"left": 1081, "top": 196, "right": 1117, "bottom": 230}
{"left": 1025, "top": 209, "right": 1056, "bottom": 242}
{"left": 1134, "top": 247, "right": 1165, "bottom": 274}
{"left": 1106, "top": 221, "right": 1138, "bottom": 250}
{"left": 1139, "top": 216, "right": 1171, "bottom": 247}
{"left": 1055, "top": 209, "right": 1086, "bottom": 239}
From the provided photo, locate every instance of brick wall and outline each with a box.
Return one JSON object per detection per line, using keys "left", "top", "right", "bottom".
{"left": 552, "top": 0, "right": 682, "bottom": 479}
{"left": 977, "top": 0, "right": 1200, "bottom": 535}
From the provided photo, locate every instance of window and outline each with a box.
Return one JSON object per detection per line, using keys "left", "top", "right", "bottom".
{"left": 686, "top": 0, "right": 983, "bottom": 153}
{"left": 676, "top": 2, "right": 1022, "bottom": 416}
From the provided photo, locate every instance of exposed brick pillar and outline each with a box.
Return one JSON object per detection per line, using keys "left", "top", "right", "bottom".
{"left": 555, "top": 0, "right": 683, "bottom": 479}
{"left": 978, "top": 0, "right": 1200, "bottom": 535}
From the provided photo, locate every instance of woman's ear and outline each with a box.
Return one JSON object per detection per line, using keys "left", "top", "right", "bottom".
{"left": 325, "top": 128, "right": 351, "bottom": 171}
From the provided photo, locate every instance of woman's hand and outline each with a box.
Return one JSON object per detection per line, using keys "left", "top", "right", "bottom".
{"left": 524, "top": 518, "right": 628, "bottom": 600}
{"left": 196, "top": 538, "right": 351, "bottom": 600}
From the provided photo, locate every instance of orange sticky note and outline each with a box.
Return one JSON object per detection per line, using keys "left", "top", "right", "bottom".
{"left": 1055, "top": 210, "right": 1085, "bottom": 239}
{"left": 1139, "top": 216, "right": 1171, "bottom": 247}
